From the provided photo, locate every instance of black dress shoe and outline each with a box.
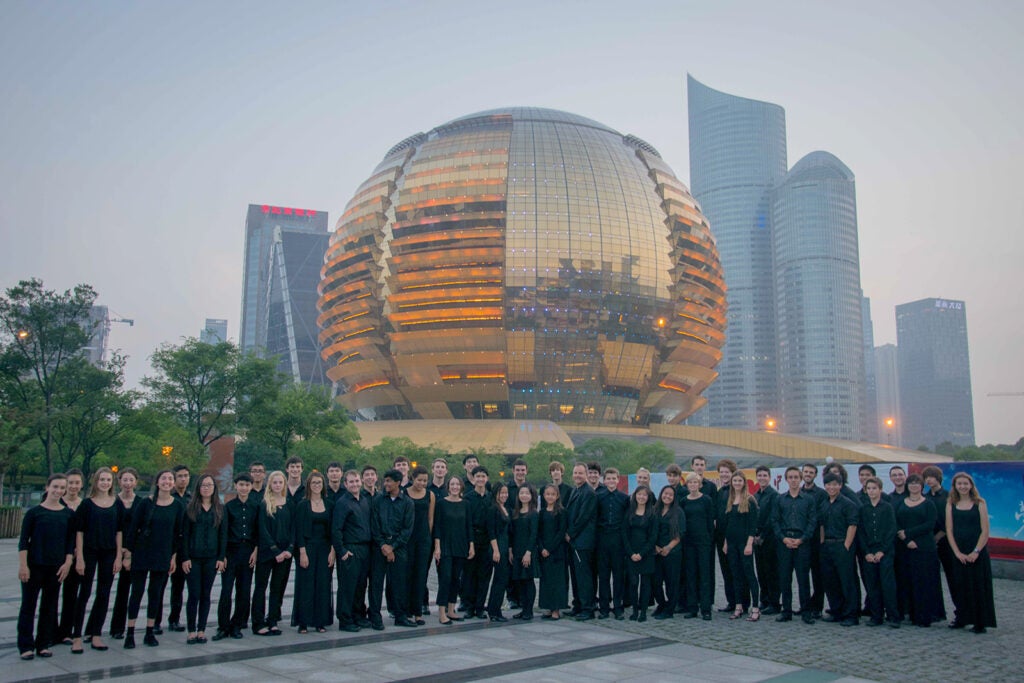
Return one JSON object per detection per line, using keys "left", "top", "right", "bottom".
{"left": 575, "top": 612, "right": 594, "bottom": 621}
{"left": 356, "top": 618, "right": 372, "bottom": 628}
{"left": 370, "top": 620, "right": 385, "bottom": 631}
{"left": 702, "top": 613, "right": 712, "bottom": 621}
{"left": 614, "top": 611, "right": 625, "bottom": 621}
{"left": 821, "top": 615, "right": 839, "bottom": 623}
{"left": 394, "top": 617, "right": 418, "bottom": 627}
{"left": 211, "top": 630, "right": 229, "bottom": 641}
{"left": 683, "top": 612, "right": 699, "bottom": 619}
{"left": 637, "top": 611, "right": 647, "bottom": 623}
{"left": 887, "top": 620, "right": 901, "bottom": 629}
{"left": 476, "top": 610, "right": 489, "bottom": 619}
{"left": 972, "top": 626, "right": 987, "bottom": 634}
{"left": 489, "top": 615, "right": 508, "bottom": 623}
{"left": 186, "top": 637, "right": 199, "bottom": 645}
{"left": 866, "top": 619, "right": 883, "bottom": 627}
{"left": 598, "top": 612, "right": 610, "bottom": 620}
{"left": 230, "top": 629, "right": 243, "bottom": 639}
{"left": 802, "top": 613, "right": 816, "bottom": 625}
{"left": 36, "top": 650, "right": 53, "bottom": 658}
{"left": 341, "top": 624, "right": 360, "bottom": 632}
{"left": 717, "top": 605, "right": 735, "bottom": 613}
{"left": 168, "top": 622, "right": 185, "bottom": 632}
{"left": 519, "top": 614, "right": 533, "bottom": 621}
{"left": 90, "top": 641, "right": 109, "bottom": 651}
{"left": 111, "top": 632, "right": 124, "bottom": 640}
{"left": 840, "top": 618, "right": 858, "bottom": 627}
{"left": 761, "top": 606, "right": 780, "bottom": 616}
{"left": 151, "top": 626, "right": 163, "bottom": 635}
{"left": 512, "top": 612, "right": 524, "bottom": 619}
{"left": 653, "top": 612, "right": 673, "bottom": 620}
{"left": 776, "top": 613, "right": 793, "bottom": 622}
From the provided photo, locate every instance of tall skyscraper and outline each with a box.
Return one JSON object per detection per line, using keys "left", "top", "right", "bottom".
{"left": 771, "top": 152, "right": 866, "bottom": 440}
{"left": 896, "top": 298, "right": 975, "bottom": 449}
{"left": 874, "top": 343, "right": 901, "bottom": 446}
{"left": 200, "top": 318, "right": 228, "bottom": 344}
{"left": 240, "top": 204, "right": 328, "bottom": 356}
{"left": 688, "top": 75, "right": 787, "bottom": 430}
{"left": 861, "top": 297, "right": 878, "bottom": 442}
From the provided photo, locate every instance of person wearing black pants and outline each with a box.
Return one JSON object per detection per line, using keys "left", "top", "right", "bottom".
{"left": 122, "top": 470, "right": 185, "bottom": 648}
{"left": 754, "top": 466, "right": 780, "bottom": 614}
{"left": 681, "top": 474, "right": 715, "bottom": 619}
{"left": 332, "top": 470, "right": 372, "bottom": 631}
{"left": 819, "top": 472, "right": 860, "bottom": 626}
{"left": 773, "top": 467, "right": 817, "bottom": 624}
{"left": 652, "top": 486, "right": 684, "bottom": 620}
{"left": 109, "top": 467, "right": 139, "bottom": 640}
{"left": 622, "top": 485, "right": 655, "bottom": 622}
{"left": 369, "top": 469, "right": 416, "bottom": 628}
{"left": 55, "top": 469, "right": 84, "bottom": 647}
{"left": 485, "top": 485, "right": 512, "bottom": 621}
{"left": 596, "top": 469, "right": 628, "bottom": 620}
{"left": 434, "top": 477, "right": 473, "bottom": 624}
{"left": 722, "top": 471, "right": 760, "bottom": 620}
{"left": 509, "top": 484, "right": 539, "bottom": 620}
{"left": 405, "top": 467, "right": 435, "bottom": 624}
{"left": 565, "top": 463, "right": 597, "bottom": 621}
{"left": 213, "top": 474, "right": 259, "bottom": 640}
{"left": 713, "top": 461, "right": 738, "bottom": 613}
{"left": 252, "top": 470, "right": 294, "bottom": 635}
{"left": 461, "top": 466, "right": 492, "bottom": 619}
{"left": 181, "top": 475, "right": 227, "bottom": 644}
{"left": 160, "top": 464, "right": 191, "bottom": 634}
{"left": 71, "top": 468, "right": 122, "bottom": 653}
{"left": 18, "top": 474, "right": 75, "bottom": 660}
{"left": 858, "top": 477, "right": 899, "bottom": 628}
{"left": 801, "top": 463, "right": 828, "bottom": 618}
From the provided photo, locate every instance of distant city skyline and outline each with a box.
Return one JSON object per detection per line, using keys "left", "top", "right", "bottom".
{"left": 1, "top": 1, "right": 1020, "bottom": 443}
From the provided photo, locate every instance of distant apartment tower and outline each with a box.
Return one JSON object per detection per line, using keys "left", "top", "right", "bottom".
{"left": 771, "top": 152, "right": 866, "bottom": 440}
{"left": 687, "top": 75, "right": 787, "bottom": 430}
{"left": 239, "top": 204, "right": 329, "bottom": 386}
{"left": 201, "top": 318, "right": 228, "bottom": 344}
{"left": 896, "top": 298, "right": 975, "bottom": 449}
{"left": 874, "top": 343, "right": 901, "bottom": 446}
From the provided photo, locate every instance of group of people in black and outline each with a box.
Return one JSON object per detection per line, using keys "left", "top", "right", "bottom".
{"left": 16, "top": 453, "right": 998, "bottom": 662}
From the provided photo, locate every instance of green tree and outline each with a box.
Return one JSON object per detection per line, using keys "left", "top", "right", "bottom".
{"left": 0, "top": 278, "right": 97, "bottom": 474}
{"left": 98, "top": 405, "right": 206, "bottom": 481}
{"left": 142, "top": 339, "right": 279, "bottom": 452}
{"left": 521, "top": 441, "right": 575, "bottom": 485}
{"left": 0, "top": 406, "right": 33, "bottom": 502}
{"left": 241, "top": 383, "right": 359, "bottom": 460}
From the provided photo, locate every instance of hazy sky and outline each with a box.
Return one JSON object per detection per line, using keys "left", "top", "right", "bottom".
{"left": 2, "top": 0, "right": 1021, "bottom": 444}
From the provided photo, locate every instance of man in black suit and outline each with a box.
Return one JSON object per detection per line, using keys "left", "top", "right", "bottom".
{"left": 565, "top": 462, "right": 597, "bottom": 620}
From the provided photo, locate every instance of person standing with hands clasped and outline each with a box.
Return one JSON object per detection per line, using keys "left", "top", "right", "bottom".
{"left": 181, "top": 475, "right": 227, "bottom": 644}
{"left": 946, "top": 472, "right": 997, "bottom": 633}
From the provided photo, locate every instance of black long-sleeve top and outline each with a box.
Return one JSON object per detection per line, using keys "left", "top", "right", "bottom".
{"left": 840, "top": 485, "right": 861, "bottom": 507}
{"left": 565, "top": 484, "right": 597, "bottom": 550}
{"left": 681, "top": 495, "right": 714, "bottom": 546}
{"left": 895, "top": 498, "right": 938, "bottom": 552}
{"left": 116, "top": 496, "right": 137, "bottom": 536}
{"left": 927, "top": 488, "right": 949, "bottom": 533}
{"left": 433, "top": 497, "right": 471, "bottom": 558}
{"left": 818, "top": 495, "right": 860, "bottom": 541}
{"left": 597, "top": 489, "right": 629, "bottom": 531}
{"left": 858, "top": 489, "right": 892, "bottom": 507}
{"left": 510, "top": 510, "right": 539, "bottom": 579}
{"left": 773, "top": 491, "right": 817, "bottom": 542}
{"left": 181, "top": 505, "right": 227, "bottom": 562}
{"left": 125, "top": 497, "right": 184, "bottom": 572}
{"left": 371, "top": 494, "right": 413, "bottom": 551}
{"left": 224, "top": 496, "right": 259, "bottom": 546}
{"left": 538, "top": 508, "right": 567, "bottom": 561}
{"left": 332, "top": 491, "right": 372, "bottom": 557}
{"left": 754, "top": 486, "right": 778, "bottom": 538}
{"left": 801, "top": 483, "right": 828, "bottom": 509}
{"left": 20, "top": 505, "right": 75, "bottom": 566}
{"left": 486, "top": 505, "right": 511, "bottom": 554}
{"left": 258, "top": 500, "right": 295, "bottom": 562}
{"left": 464, "top": 489, "right": 491, "bottom": 545}
{"left": 698, "top": 479, "right": 717, "bottom": 498}
{"left": 656, "top": 506, "right": 685, "bottom": 552}
{"left": 294, "top": 499, "right": 334, "bottom": 550}
{"left": 75, "top": 498, "right": 121, "bottom": 552}
{"left": 722, "top": 500, "right": 760, "bottom": 546}
{"left": 858, "top": 500, "right": 896, "bottom": 555}
{"left": 621, "top": 511, "right": 656, "bottom": 567}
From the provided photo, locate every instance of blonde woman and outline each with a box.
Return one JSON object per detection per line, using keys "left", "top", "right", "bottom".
{"left": 945, "top": 473, "right": 996, "bottom": 633}
{"left": 722, "top": 472, "right": 760, "bottom": 621}
{"left": 71, "top": 467, "right": 122, "bottom": 652}
{"left": 252, "top": 471, "right": 294, "bottom": 636}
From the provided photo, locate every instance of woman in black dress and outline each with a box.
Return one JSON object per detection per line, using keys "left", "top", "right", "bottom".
{"left": 537, "top": 484, "right": 567, "bottom": 620}
{"left": 682, "top": 473, "right": 715, "bottom": 620}
{"left": 109, "top": 467, "right": 138, "bottom": 640}
{"left": 122, "top": 469, "right": 185, "bottom": 649}
{"left": 509, "top": 484, "right": 539, "bottom": 620}
{"left": 895, "top": 474, "right": 945, "bottom": 626}
{"left": 71, "top": 467, "right": 122, "bottom": 653}
{"left": 434, "top": 476, "right": 473, "bottom": 624}
{"left": 946, "top": 472, "right": 996, "bottom": 633}
{"left": 405, "top": 466, "right": 435, "bottom": 625}
{"left": 652, "top": 485, "right": 684, "bottom": 620}
{"left": 18, "top": 474, "right": 74, "bottom": 660}
{"left": 55, "top": 468, "right": 84, "bottom": 647}
{"left": 181, "top": 474, "right": 226, "bottom": 644}
{"left": 622, "top": 485, "right": 655, "bottom": 622}
{"left": 293, "top": 471, "right": 336, "bottom": 633}
{"left": 253, "top": 471, "right": 294, "bottom": 636}
{"left": 485, "top": 484, "right": 511, "bottom": 622}
{"left": 722, "top": 471, "right": 760, "bottom": 621}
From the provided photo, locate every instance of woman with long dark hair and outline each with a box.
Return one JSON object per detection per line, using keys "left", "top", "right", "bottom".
{"left": 946, "top": 472, "right": 997, "bottom": 633}
{"left": 405, "top": 466, "right": 435, "bottom": 625}
{"left": 122, "top": 469, "right": 184, "bottom": 648}
{"left": 895, "top": 474, "right": 945, "bottom": 626}
{"left": 537, "top": 484, "right": 567, "bottom": 620}
{"left": 433, "top": 476, "right": 473, "bottom": 624}
{"left": 622, "top": 485, "right": 655, "bottom": 622}
{"left": 109, "top": 467, "right": 138, "bottom": 640}
{"left": 485, "top": 484, "right": 511, "bottom": 622}
{"left": 652, "top": 485, "right": 684, "bottom": 620}
{"left": 55, "top": 468, "right": 84, "bottom": 646}
{"left": 18, "top": 474, "right": 74, "bottom": 660}
{"left": 509, "top": 484, "right": 539, "bottom": 620}
{"left": 253, "top": 470, "right": 293, "bottom": 636}
{"left": 293, "top": 471, "right": 335, "bottom": 632}
{"left": 181, "top": 474, "right": 226, "bottom": 644}
{"left": 70, "top": 467, "right": 122, "bottom": 653}
{"left": 722, "top": 471, "right": 760, "bottom": 621}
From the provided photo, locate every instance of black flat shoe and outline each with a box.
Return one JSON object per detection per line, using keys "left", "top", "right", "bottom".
{"left": 448, "top": 614, "right": 464, "bottom": 622}
{"left": 90, "top": 639, "right": 109, "bottom": 651}
{"left": 489, "top": 615, "right": 508, "bottom": 623}
{"left": 110, "top": 632, "right": 124, "bottom": 640}
{"left": 71, "top": 647, "right": 84, "bottom": 655}
{"left": 186, "top": 637, "right": 199, "bottom": 645}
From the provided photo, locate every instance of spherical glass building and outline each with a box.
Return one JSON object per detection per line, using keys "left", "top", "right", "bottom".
{"left": 318, "top": 108, "right": 726, "bottom": 425}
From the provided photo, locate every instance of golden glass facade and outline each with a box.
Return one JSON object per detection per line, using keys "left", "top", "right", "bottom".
{"left": 318, "top": 108, "right": 726, "bottom": 424}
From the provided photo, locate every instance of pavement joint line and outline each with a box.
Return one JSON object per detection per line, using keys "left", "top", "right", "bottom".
{"left": 758, "top": 669, "right": 843, "bottom": 683}
{"left": 391, "top": 635, "right": 674, "bottom": 683}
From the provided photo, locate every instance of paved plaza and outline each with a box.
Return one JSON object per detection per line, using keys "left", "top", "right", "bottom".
{"left": 0, "top": 538, "right": 1017, "bottom": 682}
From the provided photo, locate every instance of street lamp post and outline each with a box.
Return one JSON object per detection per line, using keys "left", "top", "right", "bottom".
{"left": 884, "top": 418, "right": 895, "bottom": 446}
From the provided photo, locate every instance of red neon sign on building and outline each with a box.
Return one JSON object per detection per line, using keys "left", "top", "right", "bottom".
{"left": 261, "top": 205, "right": 320, "bottom": 217}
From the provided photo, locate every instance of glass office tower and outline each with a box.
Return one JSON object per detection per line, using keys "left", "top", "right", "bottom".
{"left": 687, "top": 76, "right": 787, "bottom": 430}
{"left": 772, "top": 152, "right": 866, "bottom": 440}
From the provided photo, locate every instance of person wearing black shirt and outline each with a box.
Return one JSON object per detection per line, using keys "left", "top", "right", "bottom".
{"left": 753, "top": 466, "right": 780, "bottom": 614}
{"left": 71, "top": 467, "right": 122, "bottom": 653}
{"left": 774, "top": 467, "right": 817, "bottom": 624}
{"left": 333, "top": 470, "right": 373, "bottom": 631}
{"left": 370, "top": 469, "right": 415, "bottom": 628}
{"left": 622, "top": 485, "right": 656, "bottom": 622}
{"left": 160, "top": 464, "right": 191, "bottom": 634}
{"left": 247, "top": 463, "right": 266, "bottom": 504}
{"left": 461, "top": 466, "right": 492, "bottom": 619}
{"left": 819, "top": 472, "right": 860, "bottom": 626}
{"left": 895, "top": 474, "right": 946, "bottom": 627}
{"left": 485, "top": 484, "right": 512, "bottom": 621}
{"left": 858, "top": 477, "right": 899, "bottom": 628}
{"left": 713, "top": 460, "right": 738, "bottom": 613}
{"left": 722, "top": 471, "right": 760, "bottom": 620}
{"left": 252, "top": 471, "right": 294, "bottom": 636}
{"left": 504, "top": 460, "right": 529, "bottom": 610}
{"left": 109, "top": 467, "right": 139, "bottom": 640}
{"left": 537, "top": 484, "right": 568, "bottom": 620}
{"left": 122, "top": 470, "right": 185, "bottom": 648}
{"left": 18, "top": 474, "right": 74, "bottom": 660}
{"left": 181, "top": 475, "right": 227, "bottom": 644}
{"left": 923, "top": 465, "right": 957, "bottom": 623}
{"left": 211, "top": 474, "right": 259, "bottom": 640}
{"left": 324, "top": 462, "right": 346, "bottom": 506}
{"left": 596, "top": 468, "right": 629, "bottom": 620}
{"left": 509, "top": 484, "right": 539, "bottom": 620}
{"left": 285, "top": 456, "right": 305, "bottom": 504}
{"left": 55, "top": 469, "right": 84, "bottom": 647}
{"left": 681, "top": 474, "right": 715, "bottom": 620}
{"left": 293, "top": 471, "right": 336, "bottom": 632}
{"left": 945, "top": 472, "right": 997, "bottom": 633}
{"left": 405, "top": 466, "right": 435, "bottom": 624}
{"left": 801, "top": 463, "right": 828, "bottom": 618}
{"left": 565, "top": 463, "right": 597, "bottom": 620}
{"left": 652, "top": 485, "right": 684, "bottom": 620}
{"left": 433, "top": 477, "right": 473, "bottom": 624}
{"left": 888, "top": 465, "right": 909, "bottom": 619}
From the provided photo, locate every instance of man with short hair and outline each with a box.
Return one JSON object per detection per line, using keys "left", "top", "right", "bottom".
{"left": 285, "top": 456, "right": 305, "bottom": 502}
{"left": 888, "top": 465, "right": 909, "bottom": 620}
{"left": 248, "top": 462, "right": 266, "bottom": 502}
{"left": 213, "top": 473, "right": 259, "bottom": 640}
{"left": 922, "top": 465, "right": 957, "bottom": 621}
{"left": 566, "top": 463, "right": 597, "bottom": 620}
{"left": 665, "top": 464, "right": 683, "bottom": 498}
{"left": 325, "top": 462, "right": 345, "bottom": 505}
{"left": 596, "top": 468, "right": 628, "bottom": 620}
{"left": 505, "top": 459, "right": 529, "bottom": 609}
{"left": 888, "top": 466, "right": 907, "bottom": 505}
{"left": 429, "top": 458, "right": 448, "bottom": 500}
{"left": 550, "top": 461, "right": 572, "bottom": 503}
{"left": 462, "top": 466, "right": 492, "bottom": 618}
{"left": 635, "top": 467, "right": 651, "bottom": 492}
{"left": 369, "top": 470, "right": 416, "bottom": 629}
{"left": 754, "top": 466, "right": 781, "bottom": 615}
{"left": 773, "top": 466, "right": 817, "bottom": 624}
{"left": 819, "top": 472, "right": 860, "bottom": 626}
{"left": 858, "top": 477, "right": 899, "bottom": 628}
{"left": 586, "top": 462, "right": 601, "bottom": 491}
{"left": 333, "top": 470, "right": 372, "bottom": 632}
{"left": 361, "top": 465, "right": 378, "bottom": 497}
{"left": 857, "top": 465, "right": 890, "bottom": 506}
{"left": 801, "top": 463, "right": 827, "bottom": 618}
{"left": 392, "top": 456, "right": 411, "bottom": 488}
{"left": 690, "top": 456, "right": 717, "bottom": 498}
